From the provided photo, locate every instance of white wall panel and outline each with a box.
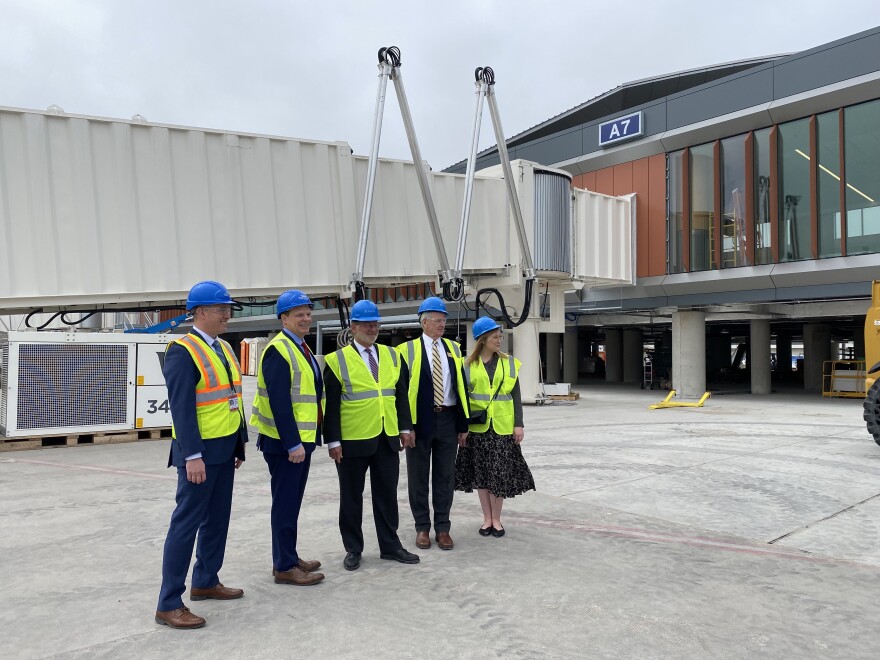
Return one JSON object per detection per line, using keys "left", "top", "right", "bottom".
{"left": 573, "top": 189, "right": 635, "bottom": 286}
{"left": 0, "top": 106, "right": 634, "bottom": 313}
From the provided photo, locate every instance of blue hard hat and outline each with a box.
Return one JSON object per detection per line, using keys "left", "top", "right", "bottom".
{"left": 186, "top": 280, "right": 233, "bottom": 311}
{"left": 350, "top": 300, "right": 381, "bottom": 322}
{"left": 276, "top": 289, "right": 313, "bottom": 317}
{"left": 472, "top": 316, "right": 501, "bottom": 340}
{"left": 417, "top": 296, "right": 447, "bottom": 316}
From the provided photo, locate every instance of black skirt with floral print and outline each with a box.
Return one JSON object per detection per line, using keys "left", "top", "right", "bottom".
{"left": 454, "top": 429, "right": 535, "bottom": 498}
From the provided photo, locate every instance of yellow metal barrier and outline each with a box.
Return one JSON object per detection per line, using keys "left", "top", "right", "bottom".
{"left": 648, "top": 390, "right": 711, "bottom": 409}
{"left": 822, "top": 360, "right": 866, "bottom": 398}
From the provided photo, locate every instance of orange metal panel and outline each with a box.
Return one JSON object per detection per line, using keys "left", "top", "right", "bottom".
{"left": 595, "top": 167, "right": 615, "bottom": 195}
{"left": 613, "top": 162, "right": 634, "bottom": 196}
{"left": 647, "top": 154, "right": 667, "bottom": 276}
{"left": 581, "top": 171, "right": 596, "bottom": 191}
{"left": 632, "top": 158, "right": 650, "bottom": 278}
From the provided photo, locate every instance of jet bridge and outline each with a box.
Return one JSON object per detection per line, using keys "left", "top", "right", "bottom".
{"left": 0, "top": 52, "right": 635, "bottom": 402}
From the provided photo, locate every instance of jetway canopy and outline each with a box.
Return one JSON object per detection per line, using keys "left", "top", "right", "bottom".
{"left": 0, "top": 106, "right": 634, "bottom": 314}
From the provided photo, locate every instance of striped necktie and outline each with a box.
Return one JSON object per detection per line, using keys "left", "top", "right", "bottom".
{"left": 432, "top": 340, "right": 443, "bottom": 407}
{"left": 366, "top": 347, "right": 379, "bottom": 382}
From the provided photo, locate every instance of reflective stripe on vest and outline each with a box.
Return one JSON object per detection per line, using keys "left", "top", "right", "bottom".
{"left": 326, "top": 344, "right": 400, "bottom": 440}
{"left": 464, "top": 354, "right": 519, "bottom": 435}
{"left": 249, "top": 332, "right": 323, "bottom": 442}
{"left": 170, "top": 334, "right": 243, "bottom": 440}
{"left": 399, "top": 337, "right": 468, "bottom": 423}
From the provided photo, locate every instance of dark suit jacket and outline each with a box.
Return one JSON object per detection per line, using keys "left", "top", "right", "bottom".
{"left": 164, "top": 333, "right": 247, "bottom": 468}
{"left": 413, "top": 337, "right": 469, "bottom": 438}
{"left": 322, "top": 345, "right": 412, "bottom": 458}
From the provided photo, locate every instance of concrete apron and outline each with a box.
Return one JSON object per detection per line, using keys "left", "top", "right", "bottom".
{"left": 1, "top": 379, "right": 879, "bottom": 659}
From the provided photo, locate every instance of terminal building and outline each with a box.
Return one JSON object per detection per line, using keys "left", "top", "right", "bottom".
{"left": 447, "top": 26, "right": 880, "bottom": 396}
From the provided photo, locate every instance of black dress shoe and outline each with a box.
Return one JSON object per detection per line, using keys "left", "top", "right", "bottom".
{"left": 343, "top": 552, "right": 361, "bottom": 571}
{"left": 379, "top": 547, "right": 420, "bottom": 564}
{"left": 491, "top": 526, "right": 505, "bottom": 538}
{"left": 479, "top": 526, "right": 493, "bottom": 537}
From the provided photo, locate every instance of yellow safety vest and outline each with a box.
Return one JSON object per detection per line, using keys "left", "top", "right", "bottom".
{"left": 398, "top": 336, "right": 469, "bottom": 423}
{"left": 464, "top": 355, "right": 520, "bottom": 435}
{"left": 325, "top": 343, "right": 401, "bottom": 440}
{"left": 249, "top": 332, "right": 325, "bottom": 444}
{"left": 170, "top": 334, "right": 244, "bottom": 440}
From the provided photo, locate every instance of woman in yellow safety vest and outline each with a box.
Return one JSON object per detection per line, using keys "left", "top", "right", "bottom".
{"left": 454, "top": 316, "right": 535, "bottom": 538}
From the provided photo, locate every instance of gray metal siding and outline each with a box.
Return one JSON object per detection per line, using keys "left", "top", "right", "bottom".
{"left": 533, "top": 171, "right": 571, "bottom": 273}
{"left": 774, "top": 30, "right": 880, "bottom": 98}
{"left": 667, "top": 66, "right": 775, "bottom": 130}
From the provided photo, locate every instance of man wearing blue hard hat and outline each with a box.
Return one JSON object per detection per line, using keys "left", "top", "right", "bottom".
{"left": 323, "top": 299, "right": 419, "bottom": 571}
{"left": 250, "top": 290, "right": 325, "bottom": 586}
{"left": 156, "top": 280, "right": 247, "bottom": 630}
{"left": 397, "top": 296, "right": 470, "bottom": 551}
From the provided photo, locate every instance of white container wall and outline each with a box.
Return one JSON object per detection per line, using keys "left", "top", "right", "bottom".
{"left": 572, "top": 189, "right": 636, "bottom": 286}
{"left": 0, "top": 106, "right": 635, "bottom": 314}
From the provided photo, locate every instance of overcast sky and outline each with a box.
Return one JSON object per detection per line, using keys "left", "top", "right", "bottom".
{"left": 2, "top": 1, "right": 878, "bottom": 171}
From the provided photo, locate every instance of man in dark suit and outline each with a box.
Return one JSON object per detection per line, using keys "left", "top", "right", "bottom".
{"left": 155, "top": 280, "right": 247, "bottom": 630}
{"left": 322, "top": 299, "right": 419, "bottom": 571}
{"left": 398, "top": 297, "right": 469, "bottom": 551}
{"left": 249, "top": 289, "right": 324, "bottom": 586}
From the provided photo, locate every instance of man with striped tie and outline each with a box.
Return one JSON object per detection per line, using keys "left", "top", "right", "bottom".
{"left": 398, "top": 297, "right": 470, "bottom": 551}
{"left": 323, "top": 300, "right": 418, "bottom": 571}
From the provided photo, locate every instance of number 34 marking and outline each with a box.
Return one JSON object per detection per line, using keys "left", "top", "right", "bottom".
{"left": 147, "top": 399, "right": 170, "bottom": 414}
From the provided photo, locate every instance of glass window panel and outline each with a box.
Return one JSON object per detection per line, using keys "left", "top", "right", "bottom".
{"left": 844, "top": 100, "right": 880, "bottom": 255}
{"left": 778, "top": 119, "right": 812, "bottom": 261}
{"left": 720, "top": 134, "right": 747, "bottom": 267}
{"left": 667, "top": 150, "right": 685, "bottom": 273}
{"left": 689, "top": 143, "right": 715, "bottom": 271}
{"left": 754, "top": 128, "right": 772, "bottom": 265}
{"left": 817, "top": 111, "right": 842, "bottom": 257}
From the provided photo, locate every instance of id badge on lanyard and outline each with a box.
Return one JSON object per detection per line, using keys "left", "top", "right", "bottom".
{"left": 228, "top": 395, "right": 240, "bottom": 411}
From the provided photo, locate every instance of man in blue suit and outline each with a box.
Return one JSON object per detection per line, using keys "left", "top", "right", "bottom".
{"left": 249, "top": 290, "right": 325, "bottom": 586}
{"left": 155, "top": 280, "right": 247, "bottom": 630}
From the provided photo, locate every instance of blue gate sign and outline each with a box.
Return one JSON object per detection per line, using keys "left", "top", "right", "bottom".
{"left": 599, "top": 111, "right": 644, "bottom": 147}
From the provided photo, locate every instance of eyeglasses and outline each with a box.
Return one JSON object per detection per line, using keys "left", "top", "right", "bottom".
{"left": 204, "top": 305, "right": 233, "bottom": 316}
{"left": 424, "top": 317, "right": 447, "bottom": 325}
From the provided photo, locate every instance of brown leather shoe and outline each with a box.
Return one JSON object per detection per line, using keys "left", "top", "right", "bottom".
{"left": 435, "top": 531, "right": 454, "bottom": 550}
{"left": 274, "top": 566, "right": 325, "bottom": 586}
{"left": 190, "top": 583, "right": 244, "bottom": 601}
{"left": 155, "top": 606, "right": 206, "bottom": 629}
{"left": 415, "top": 530, "right": 431, "bottom": 549}
{"left": 298, "top": 558, "right": 322, "bottom": 572}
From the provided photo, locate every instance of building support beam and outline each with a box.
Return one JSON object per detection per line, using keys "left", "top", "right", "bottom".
{"left": 623, "top": 328, "right": 644, "bottom": 384}
{"left": 672, "top": 310, "right": 706, "bottom": 397}
{"left": 750, "top": 319, "right": 771, "bottom": 394}
{"left": 803, "top": 323, "right": 831, "bottom": 393}
{"left": 604, "top": 328, "right": 623, "bottom": 383}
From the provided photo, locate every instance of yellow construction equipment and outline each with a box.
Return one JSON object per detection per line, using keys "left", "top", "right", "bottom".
{"left": 649, "top": 390, "right": 711, "bottom": 410}
{"left": 863, "top": 281, "right": 880, "bottom": 445}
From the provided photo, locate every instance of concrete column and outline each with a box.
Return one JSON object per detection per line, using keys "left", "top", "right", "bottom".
{"left": 511, "top": 320, "right": 540, "bottom": 403}
{"left": 546, "top": 333, "right": 562, "bottom": 383}
{"left": 604, "top": 328, "right": 623, "bottom": 383}
{"left": 803, "top": 323, "right": 831, "bottom": 393}
{"left": 672, "top": 310, "right": 706, "bottom": 398}
{"left": 750, "top": 319, "right": 771, "bottom": 395}
{"left": 853, "top": 326, "right": 866, "bottom": 362}
{"left": 563, "top": 329, "right": 578, "bottom": 385}
{"left": 622, "top": 328, "right": 644, "bottom": 384}
{"left": 776, "top": 331, "right": 792, "bottom": 379}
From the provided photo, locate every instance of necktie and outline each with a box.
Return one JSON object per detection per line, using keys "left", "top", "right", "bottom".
{"left": 300, "top": 340, "right": 314, "bottom": 367}
{"left": 366, "top": 347, "right": 379, "bottom": 382}
{"left": 431, "top": 340, "right": 443, "bottom": 407}
{"left": 211, "top": 339, "right": 228, "bottom": 367}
